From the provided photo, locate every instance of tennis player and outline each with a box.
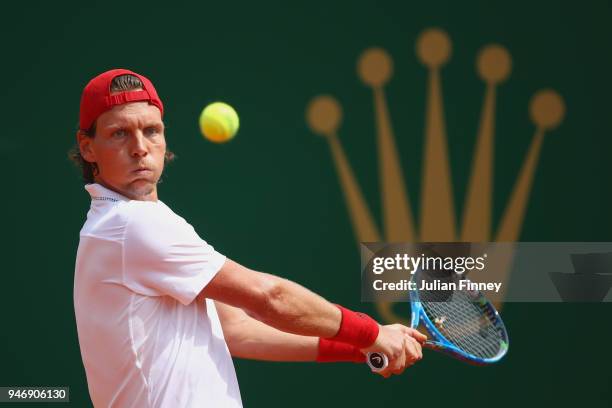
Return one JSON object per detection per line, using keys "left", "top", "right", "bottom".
{"left": 72, "top": 69, "right": 425, "bottom": 408}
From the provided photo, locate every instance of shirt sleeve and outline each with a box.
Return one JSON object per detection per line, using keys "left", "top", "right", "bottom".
{"left": 121, "top": 202, "right": 227, "bottom": 306}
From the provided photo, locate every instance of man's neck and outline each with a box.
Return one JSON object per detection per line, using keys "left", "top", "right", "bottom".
{"left": 93, "top": 178, "right": 158, "bottom": 202}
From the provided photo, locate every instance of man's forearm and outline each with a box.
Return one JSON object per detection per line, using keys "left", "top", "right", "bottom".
{"left": 215, "top": 301, "right": 319, "bottom": 361}
{"left": 202, "top": 259, "right": 343, "bottom": 338}
{"left": 250, "top": 273, "right": 343, "bottom": 338}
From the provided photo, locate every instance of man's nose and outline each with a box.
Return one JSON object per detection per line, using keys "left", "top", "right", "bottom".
{"left": 130, "top": 131, "right": 148, "bottom": 157}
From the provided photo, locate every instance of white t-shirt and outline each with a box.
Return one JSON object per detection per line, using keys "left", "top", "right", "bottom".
{"left": 74, "top": 183, "right": 242, "bottom": 408}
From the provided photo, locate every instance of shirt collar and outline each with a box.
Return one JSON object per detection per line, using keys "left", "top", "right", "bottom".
{"left": 84, "top": 183, "right": 130, "bottom": 202}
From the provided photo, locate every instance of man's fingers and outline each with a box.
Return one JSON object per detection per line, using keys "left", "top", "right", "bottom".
{"left": 412, "top": 337, "right": 423, "bottom": 360}
{"left": 395, "top": 348, "right": 407, "bottom": 372}
{"left": 405, "top": 339, "right": 418, "bottom": 365}
{"left": 406, "top": 328, "right": 428, "bottom": 343}
{"left": 391, "top": 337, "right": 410, "bottom": 375}
{"left": 397, "top": 325, "right": 426, "bottom": 340}
{"left": 388, "top": 344, "right": 407, "bottom": 375}
{"left": 405, "top": 337, "right": 423, "bottom": 364}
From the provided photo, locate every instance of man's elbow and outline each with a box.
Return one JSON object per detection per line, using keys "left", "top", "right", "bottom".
{"left": 246, "top": 275, "right": 287, "bottom": 325}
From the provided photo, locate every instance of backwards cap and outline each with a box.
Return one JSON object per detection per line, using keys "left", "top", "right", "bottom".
{"left": 79, "top": 68, "right": 164, "bottom": 131}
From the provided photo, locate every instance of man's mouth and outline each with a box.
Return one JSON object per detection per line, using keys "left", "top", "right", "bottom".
{"left": 133, "top": 167, "right": 153, "bottom": 175}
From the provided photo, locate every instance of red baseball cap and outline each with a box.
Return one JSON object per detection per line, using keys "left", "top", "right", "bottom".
{"left": 79, "top": 68, "right": 164, "bottom": 131}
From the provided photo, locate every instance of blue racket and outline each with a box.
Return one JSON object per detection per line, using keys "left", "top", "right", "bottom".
{"left": 366, "top": 269, "right": 509, "bottom": 371}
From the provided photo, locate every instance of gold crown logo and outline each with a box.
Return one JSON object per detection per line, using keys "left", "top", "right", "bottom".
{"left": 305, "top": 28, "right": 566, "bottom": 324}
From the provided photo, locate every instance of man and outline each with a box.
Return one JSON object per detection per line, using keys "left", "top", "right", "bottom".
{"left": 72, "top": 69, "right": 425, "bottom": 407}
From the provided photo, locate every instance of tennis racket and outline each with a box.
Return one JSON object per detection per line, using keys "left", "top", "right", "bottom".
{"left": 366, "top": 268, "right": 509, "bottom": 371}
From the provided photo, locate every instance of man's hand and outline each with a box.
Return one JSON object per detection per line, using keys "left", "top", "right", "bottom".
{"left": 361, "top": 325, "right": 427, "bottom": 378}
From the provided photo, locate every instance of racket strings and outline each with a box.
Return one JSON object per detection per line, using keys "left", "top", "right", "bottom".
{"left": 422, "top": 290, "right": 503, "bottom": 359}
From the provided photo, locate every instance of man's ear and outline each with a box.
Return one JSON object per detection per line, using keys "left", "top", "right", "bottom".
{"left": 76, "top": 131, "right": 96, "bottom": 163}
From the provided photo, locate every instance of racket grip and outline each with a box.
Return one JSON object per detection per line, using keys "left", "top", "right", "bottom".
{"left": 366, "top": 352, "right": 388, "bottom": 372}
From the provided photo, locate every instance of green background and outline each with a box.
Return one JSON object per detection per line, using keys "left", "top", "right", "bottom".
{"left": 1, "top": 0, "right": 611, "bottom": 406}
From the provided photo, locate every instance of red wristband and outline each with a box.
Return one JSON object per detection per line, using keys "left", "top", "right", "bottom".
{"left": 328, "top": 305, "right": 379, "bottom": 349}
{"left": 316, "top": 338, "right": 366, "bottom": 363}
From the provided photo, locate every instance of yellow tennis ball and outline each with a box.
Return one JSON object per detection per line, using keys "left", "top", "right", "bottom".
{"left": 199, "top": 102, "right": 240, "bottom": 143}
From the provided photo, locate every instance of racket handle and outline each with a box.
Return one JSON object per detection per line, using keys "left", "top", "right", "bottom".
{"left": 366, "top": 352, "right": 388, "bottom": 372}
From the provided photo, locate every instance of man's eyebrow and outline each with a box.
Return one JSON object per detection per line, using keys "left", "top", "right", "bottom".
{"left": 103, "top": 121, "right": 162, "bottom": 129}
{"left": 104, "top": 124, "right": 126, "bottom": 130}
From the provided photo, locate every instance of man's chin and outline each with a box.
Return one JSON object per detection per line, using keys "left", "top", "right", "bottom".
{"left": 126, "top": 179, "right": 157, "bottom": 200}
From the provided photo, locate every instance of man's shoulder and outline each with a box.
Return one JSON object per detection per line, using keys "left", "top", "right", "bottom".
{"left": 81, "top": 200, "right": 172, "bottom": 239}
{"left": 121, "top": 200, "right": 184, "bottom": 224}
{"left": 122, "top": 200, "right": 193, "bottom": 238}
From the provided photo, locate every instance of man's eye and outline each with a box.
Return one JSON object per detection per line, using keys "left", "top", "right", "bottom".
{"left": 113, "top": 129, "right": 127, "bottom": 137}
{"left": 144, "top": 127, "right": 160, "bottom": 136}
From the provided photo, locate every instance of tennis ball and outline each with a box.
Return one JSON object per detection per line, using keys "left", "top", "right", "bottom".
{"left": 199, "top": 102, "right": 240, "bottom": 143}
